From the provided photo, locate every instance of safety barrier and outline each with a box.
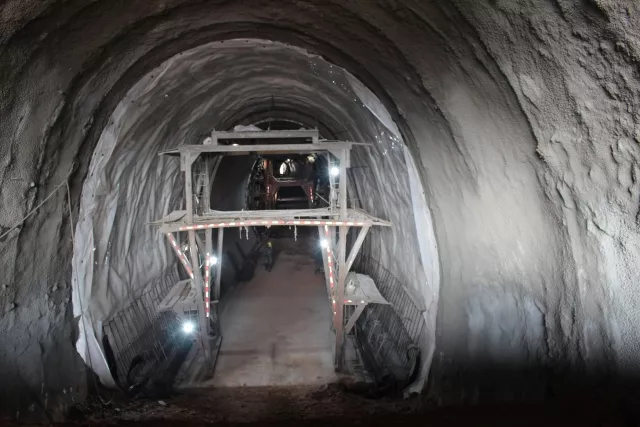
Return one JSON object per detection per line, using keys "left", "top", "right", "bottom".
{"left": 350, "top": 257, "right": 425, "bottom": 391}
{"left": 102, "top": 268, "right": 188, "bottom": 391}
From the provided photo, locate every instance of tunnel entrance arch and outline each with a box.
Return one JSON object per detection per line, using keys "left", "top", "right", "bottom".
{"left": 70, "top": 38, "right": 439, "bottom": 398}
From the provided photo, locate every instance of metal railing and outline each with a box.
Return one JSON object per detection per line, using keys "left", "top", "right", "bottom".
{"left": 349, "top": 257, "right": 425, "bottom": 391}
{"left": 103, "top": 268, "right": 187, "bottom": 390}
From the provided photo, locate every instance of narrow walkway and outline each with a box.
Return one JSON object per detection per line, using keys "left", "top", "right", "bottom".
{"left": 207, "top": 238, "right": 336, "bottom": 387}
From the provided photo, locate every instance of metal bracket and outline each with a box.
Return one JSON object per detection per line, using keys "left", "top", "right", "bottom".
{"left": 344, "top": 303, "right": 367, "bottom": 334}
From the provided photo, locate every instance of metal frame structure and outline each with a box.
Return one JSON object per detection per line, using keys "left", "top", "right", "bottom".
{"left": 152, "top": 129, "right": 390, "bottom": 369}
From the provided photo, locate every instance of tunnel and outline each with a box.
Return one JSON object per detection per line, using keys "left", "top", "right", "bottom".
{"left": 1, "top": 1, "right": 640, "bottom": 424}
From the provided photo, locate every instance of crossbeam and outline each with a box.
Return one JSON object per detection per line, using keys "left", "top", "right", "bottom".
{"left": 212, "top": 130, "right": 319, "bottom": 144}
{"left": 151, "top": 209, "right": 391, "bottom": 233}
{"left": 159, "top": 141, "right": 368, "bottom": 157}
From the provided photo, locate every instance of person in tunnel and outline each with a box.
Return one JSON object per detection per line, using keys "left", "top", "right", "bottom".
{"left": 313, "top": 238, "right": 324, "bottom": 275}
{"left": 263, "top": 240, "right": 274, "bottom": 272}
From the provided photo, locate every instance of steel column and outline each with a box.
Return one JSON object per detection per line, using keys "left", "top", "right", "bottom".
{"left": 346, "top": 225, "right": 370, "bottom": 273}
{"left": 188, "top": 230, "right": 209, "bottom": 338}
{"left": 319, "top": 226, "right": 330, "bottom": 294}
{"left": 344, "top": 303, "right": 367, "bottom": 334}
{"left": 184, "top": 152, "right": 194, "bottom": 223}
{"left": 339, "top": 150, "right": 348, "bottom": 219}
{"left": 184, "top": 151, "right": 210, "bottom": 353}
{"left": 334, "top": 225, "right": 348, "bottom": 370}
{"left": 214, "top": 228, "right": 224, "bottom": 301}
{"left": 165, "top": 232, "right": 194, "bottom": 278}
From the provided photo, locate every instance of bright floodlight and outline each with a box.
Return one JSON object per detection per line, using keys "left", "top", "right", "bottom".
{"left": 329, "top": 166, "right": 340, "bottom": 178}
{"left": 182, "top": 321, "right": 195, "bottom": 334}
{"left": 210, "top": 255, "right": 218, "bottom": 265}
{"left": 320, "top": 239, "right": 329, "bottom": 249}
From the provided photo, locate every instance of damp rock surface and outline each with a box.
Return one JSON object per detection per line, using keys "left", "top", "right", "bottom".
{"left": 0, "top": 0, "right": 639, "bottom": 419}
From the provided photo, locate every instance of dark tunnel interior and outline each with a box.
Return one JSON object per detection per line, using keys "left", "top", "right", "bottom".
{"left": 1, "top": 1, "right": 640, "bottom": 425}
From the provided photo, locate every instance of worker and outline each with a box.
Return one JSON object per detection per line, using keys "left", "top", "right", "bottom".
{"left": 314, "top": 239, "right": 324, "bottom": 274}
{"left": 264, "top": 240, "right": 274, "bottom": 272}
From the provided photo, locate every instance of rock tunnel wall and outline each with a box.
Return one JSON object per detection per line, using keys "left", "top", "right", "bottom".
{"left": 1, "top": 0, "right": 640, "bottom": 419}
{"left": 68, "top": 40, "right": 433, "bottom": 390}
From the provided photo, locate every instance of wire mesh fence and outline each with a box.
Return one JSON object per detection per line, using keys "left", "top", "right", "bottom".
{"left": 103, "top": 268, "right": 186, "bottom": 390}
{"left": 349, "top": 256, "right": 425, "bottom": 391}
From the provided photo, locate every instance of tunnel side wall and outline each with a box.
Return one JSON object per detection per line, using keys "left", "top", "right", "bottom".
{"left": 1, "top": 0, "right": 640, "bottom": 418}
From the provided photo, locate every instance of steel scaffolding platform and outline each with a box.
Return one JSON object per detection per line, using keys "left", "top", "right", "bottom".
{"left": 152, "top": 129, "right": 390, "bottom": 370}
{"left": 150, "top": 208, "right": 391, "bottom": 233}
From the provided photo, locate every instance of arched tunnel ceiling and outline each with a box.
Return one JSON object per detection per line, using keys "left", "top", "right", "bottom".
{"left": 1, "top": 0, "right": 640, "bottom": 419}
{"left": 70, "top": 40, "right": 429, "bottom": 390}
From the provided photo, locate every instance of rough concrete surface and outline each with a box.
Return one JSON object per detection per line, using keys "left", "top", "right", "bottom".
{"left": 64, "top": 39, "right": 430, "bottom": 390}
{"left": 207, "top": 238, "right": 336, "bottom": 388}
{"left": 1, "top": 0, "right": 640, "bottom": 421}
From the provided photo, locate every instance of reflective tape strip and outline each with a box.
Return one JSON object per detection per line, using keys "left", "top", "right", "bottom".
{"left": 167, "top": 233, "right": 194, "bottom": 278}
{"left": 172, "top": 220, "right": 370, "bottom": 230}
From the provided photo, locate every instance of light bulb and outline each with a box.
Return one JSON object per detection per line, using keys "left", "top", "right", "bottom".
{"left": 182, "top": 321, "right": 195, "bottom": 334}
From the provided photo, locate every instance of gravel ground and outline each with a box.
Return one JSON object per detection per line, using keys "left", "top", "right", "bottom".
{"left": 4, "top": 383, "right": 634, "bottom": 427}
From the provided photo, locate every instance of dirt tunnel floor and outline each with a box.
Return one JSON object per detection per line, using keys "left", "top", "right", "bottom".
{"left": 26, "top": 384, "right": 635, "bottom": 426}
{"left": 207, "top": 237, "right": 337, "bottom": 387}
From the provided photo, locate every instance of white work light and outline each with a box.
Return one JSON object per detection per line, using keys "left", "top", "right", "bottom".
{"left": 210, "top": 255, "right": 218, "bottom": 266}
{"left": 329, "top": 166, "right": 340, "bottom": 178}
{"left": 320, "top": 239, "right": 329, "bottom": 249}
{"left": 182, "top": 321, "right": 195, "bottom": 334}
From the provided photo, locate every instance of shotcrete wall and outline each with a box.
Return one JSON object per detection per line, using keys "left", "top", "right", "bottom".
{"left": 1, "top": 0, "right": 640, "bottom": 419}
{"left": 67, "top": 40, "right": 433, "bottom": 391}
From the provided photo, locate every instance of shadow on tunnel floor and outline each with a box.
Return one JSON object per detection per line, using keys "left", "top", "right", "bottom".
{"left": 25, "top": 379, "right": 640, "bottom": 427}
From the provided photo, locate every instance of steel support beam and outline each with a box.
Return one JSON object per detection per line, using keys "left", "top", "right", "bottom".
{"left": 339, "top": 149, "right": 348, "bottom": 219}
{"left": 214, "top": 228, "right": 224, "bottom": 301}
{"left": 184, "top": 150, "right": 210, "bottom": 354}
{"left": 188, "top": 230, "right": 210, "bottom": 356}
{"left": 346, "top": 225, "right": 370, "bottom": 273}
{"left": 344, "top": 303, "right": 367, "bottom": 335}
{"left": 165, "top": 232, "right": 194, "bottom": 279}
{"left": 319, "top": 226, "right": 331, "bottom": 295}
{"left": 334, "top": 225, "right": 348, "bottom": 370}
{"left": 211, "top": 129, "right": 319, "bottom": 144}
{"left": 184, "top": 152, "right": 194, "bottom": 223}
{"left": 160, "top": 141, "right": 369, "bottom": 157}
